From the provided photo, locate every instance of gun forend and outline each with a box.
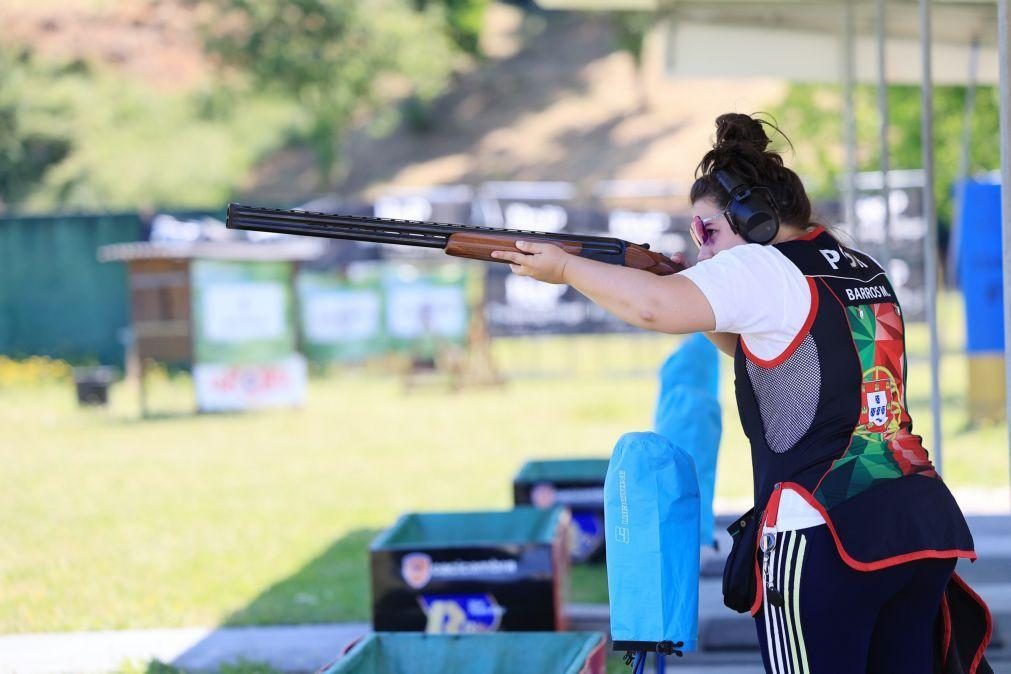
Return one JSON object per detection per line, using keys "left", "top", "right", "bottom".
{"left": 445, "top": 232, "right": 682, "bottom": 276}
{"left": 444, "top": 232, "right": 583, "bottom": 261}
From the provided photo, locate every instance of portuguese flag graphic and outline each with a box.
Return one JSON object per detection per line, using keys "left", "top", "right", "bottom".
{"left": 815, "top": 302, "right": 935, "bottom": 508}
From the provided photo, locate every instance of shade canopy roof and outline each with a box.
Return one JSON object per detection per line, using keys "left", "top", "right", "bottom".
{"left": 535, "top": 0, "right": 999, "bottom": 84}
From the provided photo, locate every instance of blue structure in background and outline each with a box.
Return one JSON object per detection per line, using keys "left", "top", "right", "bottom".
{"left": 604, "top": 431, "right": 700, "bottom": 655}
{"left": 654, "top": 333, "right": 722, "bottom": 547}
{"left": 956, "top": 178, "right": 1004, "bottom": 353}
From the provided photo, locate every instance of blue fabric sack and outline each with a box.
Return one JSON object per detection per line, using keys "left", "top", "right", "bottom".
{"left": 604, "top": 431, "right": 700, "bottom": 655}
{"left": 654, "top": 333, "right": 722, "bottom": 547}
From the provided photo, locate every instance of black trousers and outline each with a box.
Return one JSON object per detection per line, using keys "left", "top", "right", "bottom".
{"left": 754, "top": 524, "right": 956, "bottom": 674}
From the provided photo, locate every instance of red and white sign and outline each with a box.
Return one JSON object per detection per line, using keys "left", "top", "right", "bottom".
{"left": 194, "top": 355, "right": 307, "bottom": 412}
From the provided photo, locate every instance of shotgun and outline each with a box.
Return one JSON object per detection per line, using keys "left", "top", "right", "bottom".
{"left": 226, "top": 203, "right": 684, "bottom": 276}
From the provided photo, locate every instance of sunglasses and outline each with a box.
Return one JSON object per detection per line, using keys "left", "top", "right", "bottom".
{"left": 690, "top": 212, "right": 726, "bottom": 248}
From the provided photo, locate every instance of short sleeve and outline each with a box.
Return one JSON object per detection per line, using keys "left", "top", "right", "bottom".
{"left": 679, "top": 244, "right": 812, "bottom": 360}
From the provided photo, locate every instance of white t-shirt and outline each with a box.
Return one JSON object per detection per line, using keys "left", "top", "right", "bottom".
{"left": 679, "top": 243, "right": 812, "bottom": 362}
{"left": 770, "top": 488, "right": 825, "bottom": 532}
{"left": 680, "top": 243, "right": 825, "bottom": 532}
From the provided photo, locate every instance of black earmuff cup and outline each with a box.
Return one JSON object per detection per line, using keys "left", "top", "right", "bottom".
{"left": 715, "top": 170, "right": 781, "bottom": 245}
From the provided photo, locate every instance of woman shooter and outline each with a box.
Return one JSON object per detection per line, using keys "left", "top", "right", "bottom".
{"left": 491, "top": 113, "right": 989, "bottom": 674}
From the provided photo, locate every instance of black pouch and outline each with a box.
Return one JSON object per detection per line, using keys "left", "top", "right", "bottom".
{"left": 722, "top": 507, "right": 760, "bottom": 613}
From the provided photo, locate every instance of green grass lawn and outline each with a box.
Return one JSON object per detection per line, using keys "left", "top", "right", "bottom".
{"left": 1, "top": 310, "right": 1008, "bottom": 636}
{"left": 3, "top": 358, "right": 660, "bottom": 632}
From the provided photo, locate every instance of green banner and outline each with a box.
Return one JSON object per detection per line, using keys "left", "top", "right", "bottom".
{"left": 190, "top": 260, "right": 296, "bottom": 365}
{"left": 382, "top": 263, "right": 470, "bottom": 356}
{"left": 297, "top": 266, "right": 386, "bottom": 363}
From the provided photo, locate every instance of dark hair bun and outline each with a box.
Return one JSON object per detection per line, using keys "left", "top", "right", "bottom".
{"left": 692, "top": 112, "right": 813, "bottom": 229}
{"left": 698, "top": 112, "right": 786, "bottom": 181}
{"left": 714, "top": 113, "right": 772, "bottom": 153}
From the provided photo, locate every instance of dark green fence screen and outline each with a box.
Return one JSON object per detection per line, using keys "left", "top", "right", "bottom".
{"left": 0, "top": 213, "right": 142, "bottom": 364}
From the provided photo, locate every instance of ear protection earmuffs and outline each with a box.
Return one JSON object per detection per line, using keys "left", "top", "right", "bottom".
{"left": 715, "top": 169, "right": 780, "bottom": 245}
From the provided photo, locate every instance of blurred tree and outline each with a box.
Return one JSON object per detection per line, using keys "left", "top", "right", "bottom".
{"left": 0, "top": 49, "right": 74, "bottom": 213}
{"left": 0, "top": 45, "right": 298, "bottom": 213}
{"left": 770, "top": 83, "right": 1001, "bottom": 231}
{"left": 610, "top": 12, "right": 653, "bottom": 111}
{"left": 414, "top": 0, "right": 490, "bottom": 55}
{"left": 200, "top": 0, "right": 456, "bottom": 186}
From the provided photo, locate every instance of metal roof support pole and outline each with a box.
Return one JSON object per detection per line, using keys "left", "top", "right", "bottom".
{"left": 842, "top": 0, "right": 858, "bottom": 238}
{"left": 947, "top": 38, "right": 981, "bottom": 286}
{"left": 875, "top": 0, "right": 892, "bottom": 266}
{"left": 920, "top": 0, "right": 944, "bottom": 473}
{"left": 999, "top": 0, "right": 1011, "bottom": 500}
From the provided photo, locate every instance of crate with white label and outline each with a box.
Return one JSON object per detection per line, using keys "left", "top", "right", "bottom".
{"left": 370, "top": 506, "right": 570, "bottom": 633}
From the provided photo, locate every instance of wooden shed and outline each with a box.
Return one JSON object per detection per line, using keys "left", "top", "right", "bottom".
{"left": 98, "top": 239, "right": 323, "bottom": 415}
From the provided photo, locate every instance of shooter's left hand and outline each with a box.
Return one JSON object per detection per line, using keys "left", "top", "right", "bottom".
{"left": 491, "top": 240, "right": 571, "bottom": 284}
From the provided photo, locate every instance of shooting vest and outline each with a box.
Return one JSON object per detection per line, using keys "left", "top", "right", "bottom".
{"left": 736, "top": 227, "right": 975, "bottom": 568}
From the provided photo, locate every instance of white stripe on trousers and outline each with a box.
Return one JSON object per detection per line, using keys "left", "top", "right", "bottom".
{"left": 783, "top": 532, "right": 800, "bottom": 674}
{"left": 763, "top": 541, "right": 777, "bottom": 672}
{"left": 765, "top": 532, "right": 786, "bottom": 674}
{"left": 774, "top": 532, "right": 788, "bottom": 673}
{"left": 762, "top": 531, "right": 810, "bottom": 674}
{"left": 793, "top": 534, "right": 810, "bottom": 672}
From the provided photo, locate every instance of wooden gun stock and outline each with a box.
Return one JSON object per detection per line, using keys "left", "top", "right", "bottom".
{"left": 622, "top": 244, "right": 686, "bottom": 276}
{"left": 445, "top": 232, "right": 684, "bottom": 275}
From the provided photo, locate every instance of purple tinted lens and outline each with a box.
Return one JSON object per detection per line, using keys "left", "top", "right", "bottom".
{"left": 691, "top": 216, "right": 709, "bottom": 247}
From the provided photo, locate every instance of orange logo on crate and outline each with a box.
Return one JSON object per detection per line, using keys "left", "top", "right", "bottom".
{"left": 401, "top": 552, "right": 433, "bottom": 589}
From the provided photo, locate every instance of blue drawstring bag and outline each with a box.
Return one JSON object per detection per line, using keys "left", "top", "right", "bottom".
{"left": 654, "top": 333, "right": 722, "bottom": 548}
{"left": 604, "top": 431, "right": 700, "bottom": 661}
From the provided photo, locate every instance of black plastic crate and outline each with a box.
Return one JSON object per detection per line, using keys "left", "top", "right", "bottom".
{"left": 513, "top": 458, "right": 608, "bottom": 563}
{"left": 370, "top": 506, "right": 571, "bottom": 633}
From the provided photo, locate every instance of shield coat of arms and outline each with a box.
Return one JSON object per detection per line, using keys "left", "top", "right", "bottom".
{"left": 862, "top": 379, "right": 893, "bottom": 432}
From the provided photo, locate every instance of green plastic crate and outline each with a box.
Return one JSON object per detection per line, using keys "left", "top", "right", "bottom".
{"left": 372, "top": 507, "right": 566, "bottom": 549}
{"left": 323, "top": 632, "right": 606, "bottom": 674}
{"left": 513, "top": 459, "right": 610, "bottom": 485}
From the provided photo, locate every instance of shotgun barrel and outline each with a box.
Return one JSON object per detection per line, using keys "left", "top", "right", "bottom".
{"left": 226, "top": 203, "right": 683, "bottom": 275}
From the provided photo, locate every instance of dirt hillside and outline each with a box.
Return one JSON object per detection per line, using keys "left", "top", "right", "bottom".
{"left": 300, "top": 6, "right": 788, "bottom": 203}
{"left": 2, "top": 0, "right": 209, "bottom": 91}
